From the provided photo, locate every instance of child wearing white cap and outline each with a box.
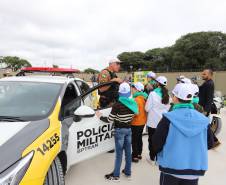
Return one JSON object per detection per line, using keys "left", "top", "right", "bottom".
{"left": 151, "top": 83, "right": 214, "bottom": 185}
{"left": 131, "top": 82, "right": 148, "bottom": 162}
{"left": 144, "top": 71, "right": 157, "bottom": 94}
{"left": 145, "top": 76, "right": 170, "bottom": 164}
{"left": 96, "top": 82, "right": 138, "bottom": 182}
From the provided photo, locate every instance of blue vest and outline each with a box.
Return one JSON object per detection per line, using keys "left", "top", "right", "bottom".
{"left": 157, "top": 108, "right": 209, "bottom": 172}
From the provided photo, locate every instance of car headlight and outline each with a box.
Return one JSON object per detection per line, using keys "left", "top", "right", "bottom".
{"left": 0, "top": 151, "right": 34, "bottom": 185}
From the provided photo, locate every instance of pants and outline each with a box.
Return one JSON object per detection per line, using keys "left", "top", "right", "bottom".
{"left": 113, "top": 128, "right": 132, "bottom": 177}
{"left": 131, "top": 125, "right": 145, "bottom": 158}
{"left": 160, "top": 173, "right": 199, "bottom": 185}
{"left": 148, "top": 127, "right": 156, "bottom": 160}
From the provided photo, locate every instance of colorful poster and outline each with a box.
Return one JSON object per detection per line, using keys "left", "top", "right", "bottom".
{"left": 133, "top": 71, "right": 149, "bottom": 84}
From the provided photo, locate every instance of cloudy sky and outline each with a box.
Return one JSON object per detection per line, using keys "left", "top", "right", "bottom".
{"left": 0, "top": 0, "right": 226, "bottom": 70}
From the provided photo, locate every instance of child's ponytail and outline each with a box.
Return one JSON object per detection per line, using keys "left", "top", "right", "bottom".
{"left": 160, "top": 85, "right": 169, "bottom": 105}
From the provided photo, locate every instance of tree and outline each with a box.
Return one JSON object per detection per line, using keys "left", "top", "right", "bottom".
{"left": 118, "top": 51, "right": 145, "bottom": 71}
{"left": 172, "top": 32, "right": 226, "bottom": 70}
{"left": 117, "top": 31, "right": 226, "bottom": 72}
{"left": 83, "top": 68, "right": 99, "bottom": 74}
{"left": 52, "top": 64, "right": 59, "bottom": 68}
{"left": 1, "top": 56, "right": 32, "bottom": 71}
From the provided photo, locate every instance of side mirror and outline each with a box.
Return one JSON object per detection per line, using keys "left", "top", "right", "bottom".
{"left": 73, "top": 105, "right": 95, "bottom": 122}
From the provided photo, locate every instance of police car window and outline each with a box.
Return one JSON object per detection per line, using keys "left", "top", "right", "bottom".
{"left": 75, "top": 80, "right": 90, "bottom": 94}
{"left": 61, "top": 83, "right": 80, "bottom": 118}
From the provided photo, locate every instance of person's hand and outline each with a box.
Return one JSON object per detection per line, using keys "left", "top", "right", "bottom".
{"left": 111, "top": 78, "right": 123, "bottom": 84}
{"left": 96, "top": 111, "right": 102, "bottom": 118}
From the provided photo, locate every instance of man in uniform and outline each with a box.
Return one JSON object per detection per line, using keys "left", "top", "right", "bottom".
{"left": 98, "top": 59, "right": 123, "bottom": 108}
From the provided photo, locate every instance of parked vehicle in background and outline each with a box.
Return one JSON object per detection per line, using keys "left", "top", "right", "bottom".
{"left": 210, "top": 91, "right": 224, "bottom": 135}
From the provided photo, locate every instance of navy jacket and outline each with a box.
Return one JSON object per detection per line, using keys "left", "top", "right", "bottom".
{"left": 199, "top": 79, "right": 214, "bottom": 113}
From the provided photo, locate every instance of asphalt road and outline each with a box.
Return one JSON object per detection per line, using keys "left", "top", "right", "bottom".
{"left": 65, "top": 108, "right": 226, "bottom": 185}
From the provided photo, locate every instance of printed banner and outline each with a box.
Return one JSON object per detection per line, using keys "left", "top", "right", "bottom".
{"left": 133, "top": 71, "right": 149, "bottom": 84}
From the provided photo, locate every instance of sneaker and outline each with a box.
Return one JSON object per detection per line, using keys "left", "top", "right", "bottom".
{"left": 105, "top": 173, "right": 120, "bottom": 182}
{"left": 122, "top": 170, "right": 132, "bottom": 180}
{"left": 107, "top": 150, "right": 115, "bottom": 153}
{"left": 132, "top": 157, "right": 139, "bottom": 163}
{"left": 137, "top": 155, "right": 142, "bottom": 160}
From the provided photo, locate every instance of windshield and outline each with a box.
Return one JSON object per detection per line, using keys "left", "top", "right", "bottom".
{"left": 0, "top": 81, "right": 62, "bottom": 121}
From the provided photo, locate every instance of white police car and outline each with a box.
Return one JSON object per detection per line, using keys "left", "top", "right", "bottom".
{"left": 0, "top": 73, "right": 114, "bottom": 185}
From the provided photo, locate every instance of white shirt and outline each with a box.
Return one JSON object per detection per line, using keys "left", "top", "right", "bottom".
{"left": 145, "top": 91, "right": 170, "bottom": 128}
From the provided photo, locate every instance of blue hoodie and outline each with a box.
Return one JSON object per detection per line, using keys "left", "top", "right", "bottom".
{"left": 157, "top": 108, "right": 209, "bottom": 175}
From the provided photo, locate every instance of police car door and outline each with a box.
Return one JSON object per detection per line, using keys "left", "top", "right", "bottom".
{"left": 67, "top": 82, "right": 115, "bottom": 166}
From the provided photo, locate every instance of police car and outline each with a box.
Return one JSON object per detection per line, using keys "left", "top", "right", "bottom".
{"left": 0, "top": 68, "right": 115, "bottom": 185}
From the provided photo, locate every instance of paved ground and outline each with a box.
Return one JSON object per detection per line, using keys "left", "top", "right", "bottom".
{"left": 65, "top": 108, "right": 226, "bottom": 185}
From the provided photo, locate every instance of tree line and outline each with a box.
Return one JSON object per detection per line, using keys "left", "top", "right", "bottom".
{"left": 118, "top": 31, "right": 226, "bottom": 72}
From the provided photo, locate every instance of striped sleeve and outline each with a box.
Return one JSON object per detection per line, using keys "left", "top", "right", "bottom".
{"left": 100, "top": 103, "right": 119, "bottom": 123}
{"left": 107, "top": 103, "right": 118, "bottom": 122}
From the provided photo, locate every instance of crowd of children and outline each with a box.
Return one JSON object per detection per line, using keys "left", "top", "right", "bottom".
{"left": 96, "top": 71, "right": 214, "bottom": 185}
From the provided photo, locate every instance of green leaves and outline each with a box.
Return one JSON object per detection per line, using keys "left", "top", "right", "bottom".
{"left": 83, "top": 68, "right": 99, "bottom": 74}
{"left": 117, "top": 31, "right": 226, "bottom": 72}
{"left": 1, "top": 56, "right": 32, "bottom": 71}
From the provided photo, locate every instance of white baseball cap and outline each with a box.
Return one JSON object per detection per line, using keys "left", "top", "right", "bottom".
{"left": 156, "top": 76, "right": 167, "bottom": 86}
{"left": 172, "top": 83, "right": 194, "bottom": 101}
{"left": 132, "top": 82, "right": 144, "bottom": 92}
{"left": 119, "top": 82, "right": 131, "bottom": 98}
{"left": 180, "top": 77, "right": 192, "bottom": 84}
{"left": 191, "top": 84, "right": 199, "bottom": 97}
{"left": 109, "top": 58, "right": 121, "bottom": 64}
{"left": 147, "top": 71, "right": 156, "bottom": 79}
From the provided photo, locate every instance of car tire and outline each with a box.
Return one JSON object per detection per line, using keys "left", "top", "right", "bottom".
{"left": 44, "top": 156, "right": 65, "bottom": 185}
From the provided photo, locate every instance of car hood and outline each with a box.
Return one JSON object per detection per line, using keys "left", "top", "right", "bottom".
{"left": 0, "top": 122, "right": 30, "bottom": 147}
{"left": 0, "top": 119, "right": 50, "bottom": 173}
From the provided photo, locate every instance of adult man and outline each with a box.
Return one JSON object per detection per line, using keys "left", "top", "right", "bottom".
{"left": 98, "top": 59, "right": 122, "bottom": 108}
{"left": 199, "top": 69, "right": 214, "bottom": 115}
{"left": 199, "top": 69, "right": 220, "bottom": 147}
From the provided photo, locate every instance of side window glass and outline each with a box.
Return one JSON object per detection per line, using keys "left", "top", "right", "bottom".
{"left": 61, "top": 83, "right": 80, "bottom": 118}
{"left": 76, "top": 80, "right": 96, "bottom": 108}
{"left": 76, "top": 81, "right": 90, "bottom": 94}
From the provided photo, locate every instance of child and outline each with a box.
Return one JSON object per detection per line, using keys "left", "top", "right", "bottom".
{"left": 144, "top": 71, "right": 157, "bottom": 94}
{"left": 96, "top": 82, "right": 138, "bottom": 182}
{"left": 145, "top": 76, "right": 170, "bottom": 164}
{"left": 131, "top": 82, "right": 148, "bottom": 162}
{"left": 152, "top": 83, "right": 213, "bottom": 185}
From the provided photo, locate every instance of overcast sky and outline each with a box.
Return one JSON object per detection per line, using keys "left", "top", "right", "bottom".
{"left": 0, "top": 0, "right": 226, "bottom": 70}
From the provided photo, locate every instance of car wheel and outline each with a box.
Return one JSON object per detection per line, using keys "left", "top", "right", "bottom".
{"left": 44, "top": 156, "right": 65, "bottom": 185}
